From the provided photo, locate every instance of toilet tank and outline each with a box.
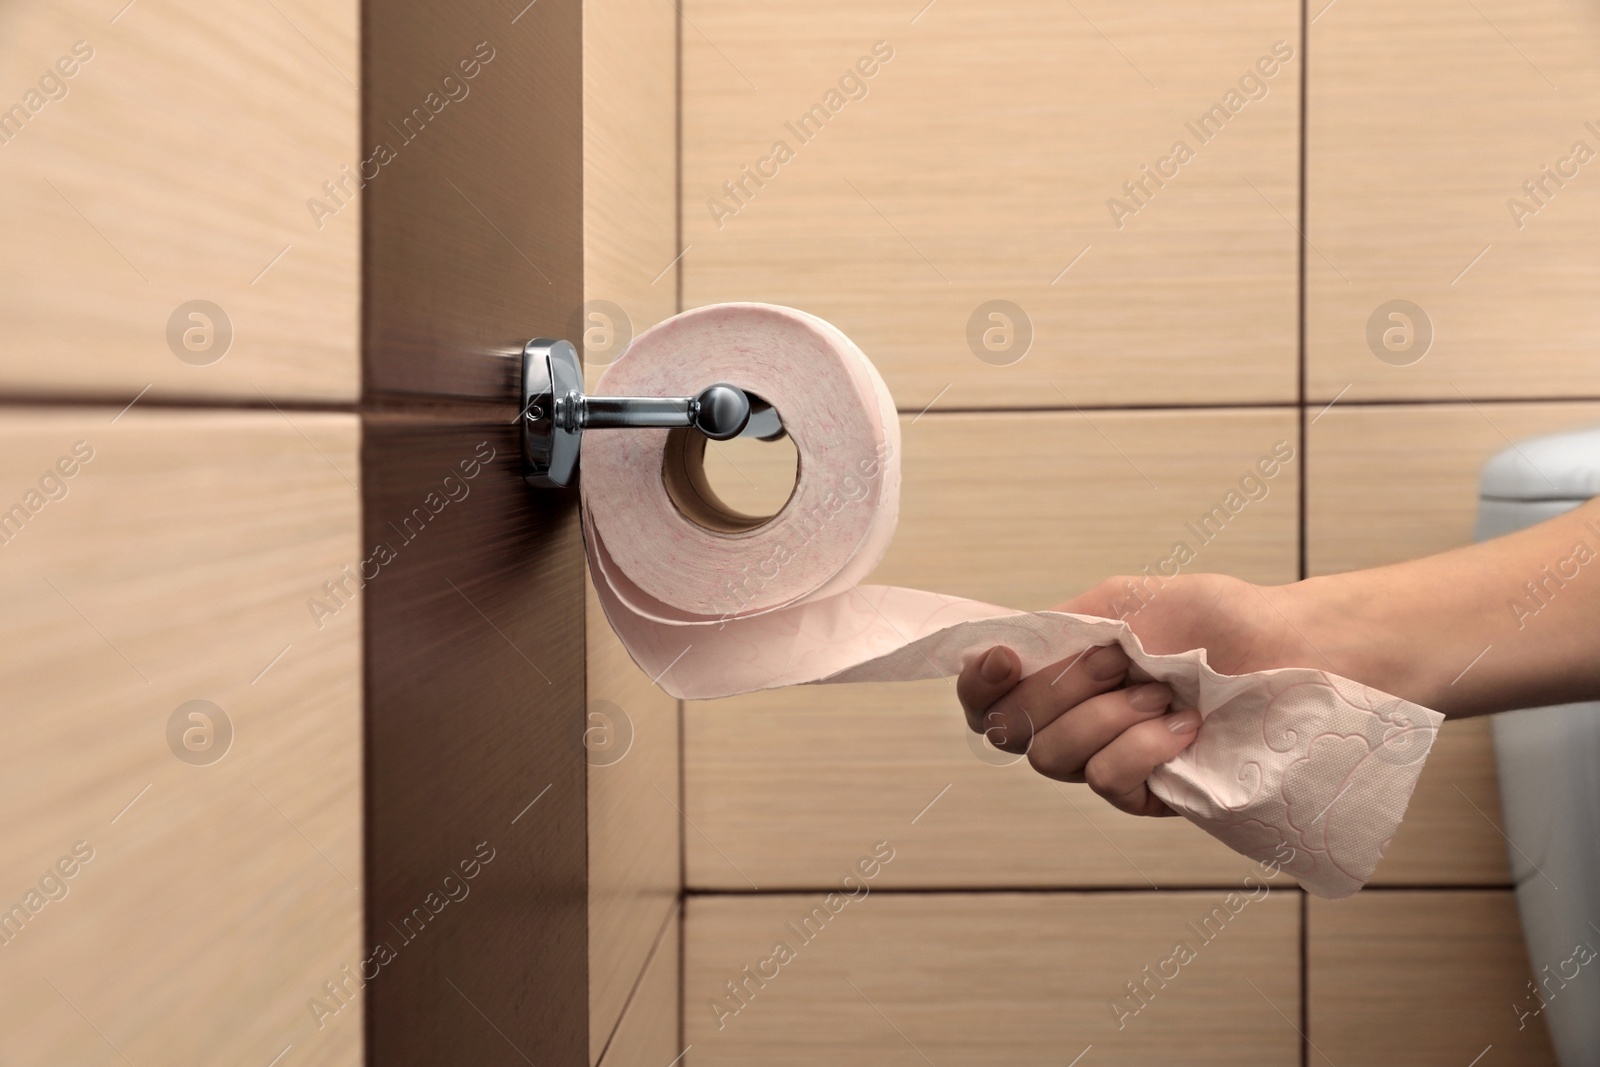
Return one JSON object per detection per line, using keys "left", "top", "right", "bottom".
{"left": 1476, "top": 426, "right": 1600, "bottom": 1065}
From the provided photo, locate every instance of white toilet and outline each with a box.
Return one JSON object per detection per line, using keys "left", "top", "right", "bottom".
{"left": 1476, "top": 426, "right": 1600, "bottom": 1064}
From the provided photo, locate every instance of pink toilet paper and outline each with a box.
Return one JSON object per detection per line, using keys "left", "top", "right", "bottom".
{"left": 582, "top": 302, "right": 1444, "bottom": 899}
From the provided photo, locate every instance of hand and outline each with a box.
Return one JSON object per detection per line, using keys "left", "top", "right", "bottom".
{"left": 957, "top": 573, "right": 1322, "bottom": 816}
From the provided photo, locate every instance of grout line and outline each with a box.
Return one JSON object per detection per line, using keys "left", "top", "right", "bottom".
{"left": 674, "top": 0, "right": 684, "bottom": 318}
{"left": 1296, "top": 0, "right": 1310, "bottom": 592}
{"left": 1297, "top": 5, "right": 1311, "bottom": 1063}
{"left": 681, "top": 883, "right": 1512, "bottom": 896}
{"left": 0, "top": 393, "right": 359, "bottom": 414}
{"left": 357, "top": 10, "right": 373, "bottom": 1061}
{"left": 677, "top": 896, "right": 687, "bottom": 1067}
{"left": 885, "top": 396, "right": 1600, "bottom": 416}
{"left": 1300, "top": 889, "right": 1311, "bottom": 1067}
{"left": 674, "top": 10, "right": 687, "bottom": 1056}
{"left": 675, "top": 895, "right": 688, "bottom": 1062}
{"left": 4, "top": 394, "right": 1598, "bottom": 419}
{"left": 1298, "top": 412, "right": 1311, "bottom": 569}
{"left": 110, "top": 384, "right": 152, "bottom": 423}
{"left": 677, "top": 692, "right": 687, "bottom": 916}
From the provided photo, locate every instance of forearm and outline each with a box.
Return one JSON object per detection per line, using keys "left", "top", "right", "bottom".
{"left": 1289, "top": 497, "right": 1600, "bottom": 718}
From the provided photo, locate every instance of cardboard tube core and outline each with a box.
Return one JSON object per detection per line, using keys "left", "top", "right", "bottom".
{"left": 661, "top": 420, "right": 797, "bottom": 535}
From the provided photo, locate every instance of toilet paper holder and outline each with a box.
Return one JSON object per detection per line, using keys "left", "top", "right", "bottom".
{"left": 521, "top": 338, "right": 784, "bottom": 488}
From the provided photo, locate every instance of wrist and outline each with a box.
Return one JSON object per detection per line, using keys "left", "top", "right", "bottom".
{"left": 1270, "top": 571, "right": 1457, "bottom": 713}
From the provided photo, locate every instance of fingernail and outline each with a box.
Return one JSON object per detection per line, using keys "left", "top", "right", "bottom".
{"left": 1084, "top": 644, "right": 1131, "bottom": 681}
{"left": 1166, "top": 708, "right": 1200, "bottom": 734}
{"left": 981, "top": 647, "right": 1013, "bottom": 684}
{"left": 1127, "top": 683, "right": 1172, "bottom": 713}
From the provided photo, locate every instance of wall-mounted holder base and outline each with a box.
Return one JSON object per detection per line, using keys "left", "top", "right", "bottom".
{"left": 521, "top": 338, "right": 780, "bottom": 488}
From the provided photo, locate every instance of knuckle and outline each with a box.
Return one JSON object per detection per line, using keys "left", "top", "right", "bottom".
{"left": 1000, "top": 705, "right": 1038, "bottom": 752}
{"left": 993, "top": 729, "right": 1031, "bottom": 754}
{"left": 1083, "top": 753, "right": 1116, "bottom": 797}
{"left": 981, "top": 710, "right": 1027, "bottom": 753}
{"left": 1129, "top": 715, "right": 1175, "bottom": 751}
{"left": 1026, "top": 736, "right": 1063, "bottom": 779}
{"left": 1026, "top": 745, "right": 1048, "bottom": 775}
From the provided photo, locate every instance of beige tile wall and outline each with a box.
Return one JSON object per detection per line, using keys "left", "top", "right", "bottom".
{"left": 583, "top": 0, "right": 679, "bottom": 393}
{"left": 685, "top": 892, "right": 1302, "bottom": 1065}
{"left": 0, "top": 2, "right": 364, "bottom": 1062}
{"left": 0, "top": 412, "right": 362, "bottom": 1065}
{"left": 681, "top": 0, "right": 1302, "bottom": 409}
{"left": 1309, "top": 891, "right": 1558, "bottom": 1065}
{"left": 1306, "top": 0, "right": 1600, "bottom": 402}
{"left": 0, "top": 0, "right": 360, "bottom": 402}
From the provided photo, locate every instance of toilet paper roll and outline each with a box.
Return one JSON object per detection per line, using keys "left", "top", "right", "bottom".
{"left": 582, "top": 302, "right": 1444, "bottom": 899}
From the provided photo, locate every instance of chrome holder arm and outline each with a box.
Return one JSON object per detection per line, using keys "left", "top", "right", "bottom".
{"left": 521, "top": 338, "right": 763, "bottom": 488}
